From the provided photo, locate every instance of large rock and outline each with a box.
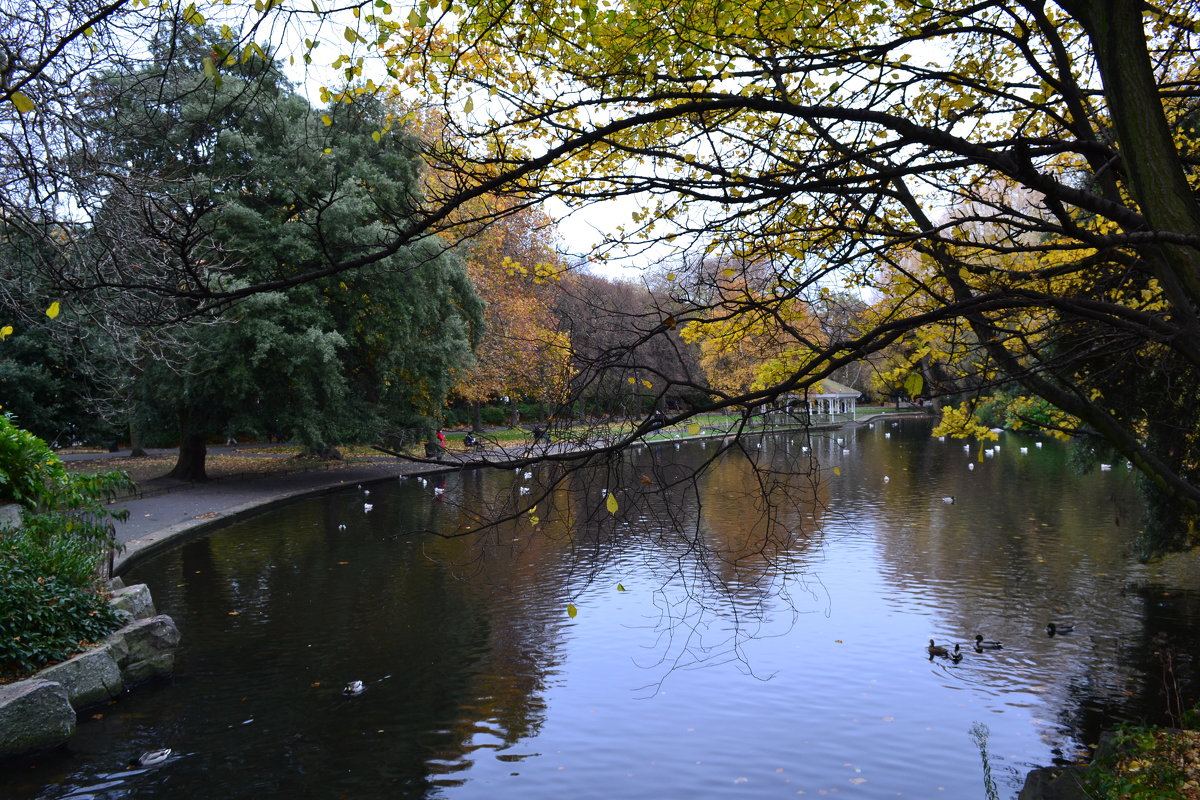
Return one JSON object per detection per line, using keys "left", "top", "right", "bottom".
{"left": 0, "top": 503, "right": 21, "bottom": 532}
{"left": 0, "top": 680, "right": 75, "bottom": 758}
{"left": 108, "top": 583, "right": 156, "bottom": 623}
{"left": 107, "top": 615, "right": 180, "bottom": 685}
{"left": 35, "top": 648, "right": 124, "bottom": 711}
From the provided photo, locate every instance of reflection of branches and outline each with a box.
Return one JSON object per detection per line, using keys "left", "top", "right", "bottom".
{"left": 410, "top": 427, "right": 834, "bottom": 685}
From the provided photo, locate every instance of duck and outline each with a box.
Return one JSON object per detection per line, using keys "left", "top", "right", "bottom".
{"left": 942, "top": 496, "right": 955, "bottom": 504}
{"left": 974, "top": 634, "right": 1002, "bottom": 650}
{"left": 343, "top": 680, "right": 365, "bottom": 696}
{"left": 950, "top": 644, "right": 964, "bottom": 663}
{"left": 1045, "top": 622, "right": 1074, "bottom": 636}
{"left": 133, "top": 748, "right": 172, "bottom": 768}
{"left": 927, "top": 639, "right": 950, "bottom": 658}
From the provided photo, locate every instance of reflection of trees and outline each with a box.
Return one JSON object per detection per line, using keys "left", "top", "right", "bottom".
{"left": 415, "top": 432, "right": 832, "bottom": 684}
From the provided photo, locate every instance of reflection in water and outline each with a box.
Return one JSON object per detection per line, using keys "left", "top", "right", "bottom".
{"left": 5, "top": 418, "right": 1200, "bottom": 799}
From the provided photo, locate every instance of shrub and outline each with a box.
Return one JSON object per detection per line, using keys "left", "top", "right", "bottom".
{"left": 0, "top": 413, "right": 132, "bottom": 676}
{"left": 479, "top": 405, "right": 508, "bottom": 426}
{"left": 0, "top": 546, "right": 122, "bottom": 677}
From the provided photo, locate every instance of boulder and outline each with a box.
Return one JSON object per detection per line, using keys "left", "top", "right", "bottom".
{"left": 108, "top": 583, "right": 156, "bottom": 623}
{"left": 0, "top": 503, "right": 21, "bottom": 532}
{"left": 1017, "top": 765, "right": 1090, "bottom": 800}
{"left": 112, "top": 615, "right": 180, "bottom": 685}
{"left": 0, "top": 680, "right": 75, "bottom": 758}
{"left": 35, "top": 648, "right": 124, "bottom": 711}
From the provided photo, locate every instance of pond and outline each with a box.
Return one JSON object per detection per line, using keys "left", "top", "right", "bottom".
{"left": 6, "top": 417, "right": 1200, "bottom": 799}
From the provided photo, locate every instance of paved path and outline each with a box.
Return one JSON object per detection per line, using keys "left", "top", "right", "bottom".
{"left": 105, "top": 456, "right": 462, "bottom": 573}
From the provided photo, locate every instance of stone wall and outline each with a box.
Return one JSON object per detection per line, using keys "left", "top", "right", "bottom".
{"left": 0, "top": 580, "right": 179, "bottom": 760}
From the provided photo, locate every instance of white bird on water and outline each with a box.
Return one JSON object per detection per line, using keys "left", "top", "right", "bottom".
{"left": 344, "top": 680, "right": 365, "bottom": 696}
{"left": 363, "top": 503, "right": 374, "bottom": 512}
{"left": 967, "top": 463, "right": 975, "bottom": 471}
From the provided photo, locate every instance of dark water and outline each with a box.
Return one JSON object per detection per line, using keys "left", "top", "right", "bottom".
{"left": 6, "top": 418, "right": 1200, "bottom": 799}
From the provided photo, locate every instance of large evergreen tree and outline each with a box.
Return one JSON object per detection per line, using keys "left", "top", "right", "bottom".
{"left": 81, "top": 26, "right": 481, "bottom": 479}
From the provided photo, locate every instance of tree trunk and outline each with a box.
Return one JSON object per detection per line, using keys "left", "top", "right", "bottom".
{"left": 128, "top": 418, "right": 147, "bottom": 458}
{"left": 470, "top": 400, "right": 482, "bottom": 432}
{"left": 1063, "top": 0, "right": 1200, "bottom": 339}
{"left": 167, "top": 405, "right": 209, "bottom": 481}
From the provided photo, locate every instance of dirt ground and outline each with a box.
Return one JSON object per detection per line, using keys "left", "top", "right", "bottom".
{"left": 62, "top": 446, "right": 393, "bottom": 487}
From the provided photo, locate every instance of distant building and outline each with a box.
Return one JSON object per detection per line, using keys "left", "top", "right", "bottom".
{"left": 798, "top": 378, "right": 859, "bottom": 422}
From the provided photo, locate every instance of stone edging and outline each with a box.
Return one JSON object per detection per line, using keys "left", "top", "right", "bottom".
{"left": 0, "top": 580, "right": 180, "bottom": 760}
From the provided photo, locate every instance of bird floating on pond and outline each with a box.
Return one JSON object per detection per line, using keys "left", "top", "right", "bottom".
{"left": 883, "top": 476, "right": 890, "bottom": 483}
{"left": 927, "top": 639, "right": 950, "bottom": 658}
{"left": 950, "top": 644, "right": 963, "bottom": 663}
{"left": 519, "top": 486, "right": 530, "bottom": 495}
{"left": 884, "top": 432, "right": 891, "bottom": 439}
{"left": 974, "top": 634, "right": 1002, "bottom": 650}
{"left": 967, "top": 463, "right": 975, "bottom": 471}
{"left": 133, "top": 748, "right": 172, "bottom": 768}
{"left": 363, "top": 503, "right": 373, "bottom": 512}
{"left": 1046, "top": 622, "right": 1074, "bottom": 636}
{"left": 344, "top": 680, "right": 365, "bottom": 696}
{"left": 523, "top": 471, "right": 532, "bottom": 479}
{"left": 337, "top": 523, "right": 346, "bottom": 530}
{"left": 1020, "top": 447, "right": 1028, "bottom": 454}
{"left": 433, "top": 486, "right": 445, "bottom": 496}
{"left": 1099, "top": 463, "right": 1112, "bottom": 471}
{"left": 942, "top": 496, "right": 954, "bottom": 504}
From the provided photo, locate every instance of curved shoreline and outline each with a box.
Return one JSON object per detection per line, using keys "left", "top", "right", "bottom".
{"left": 110, "top": 412, "right": 931, "bottom": 575}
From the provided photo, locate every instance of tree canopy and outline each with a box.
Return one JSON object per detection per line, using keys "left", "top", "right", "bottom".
{"left": 4, "top": 0, "right": 1200, "bottom": 549}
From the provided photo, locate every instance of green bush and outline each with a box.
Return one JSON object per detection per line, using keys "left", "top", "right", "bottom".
{"left": 479, "top": 405, "right": 508, "bottom": 425}
{"left": 0, "top": 546, "right": 122, "bottom": 677}
{"left": 0, "top": 413, "right": 132, "bottom": 676}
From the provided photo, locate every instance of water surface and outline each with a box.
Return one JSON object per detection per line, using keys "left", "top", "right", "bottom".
{"left": 7, "top": 418, "right": 1200, "bottom": 799}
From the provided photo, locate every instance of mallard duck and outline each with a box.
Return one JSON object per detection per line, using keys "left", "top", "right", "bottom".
{"left": 343, "top": 680, "right": 365, "bottom": 696}
{"left": 134, "top": 748, "right": 172, "bottom": 767}
{"left": 950, "top": 644, "right": 964, "bottom": 663}
{"left": 1045, "top": 622, "right": 1074, "bottom": 636}
{"left": 974, "top": 634, "right": 1003, "bottom": 650}
{"left": 927, "top": 639, "right": 950, "bottom": 658}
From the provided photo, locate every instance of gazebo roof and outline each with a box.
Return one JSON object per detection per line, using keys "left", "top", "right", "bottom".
{"left": 805, "top": 378, "right": 860, "bottom": 398}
